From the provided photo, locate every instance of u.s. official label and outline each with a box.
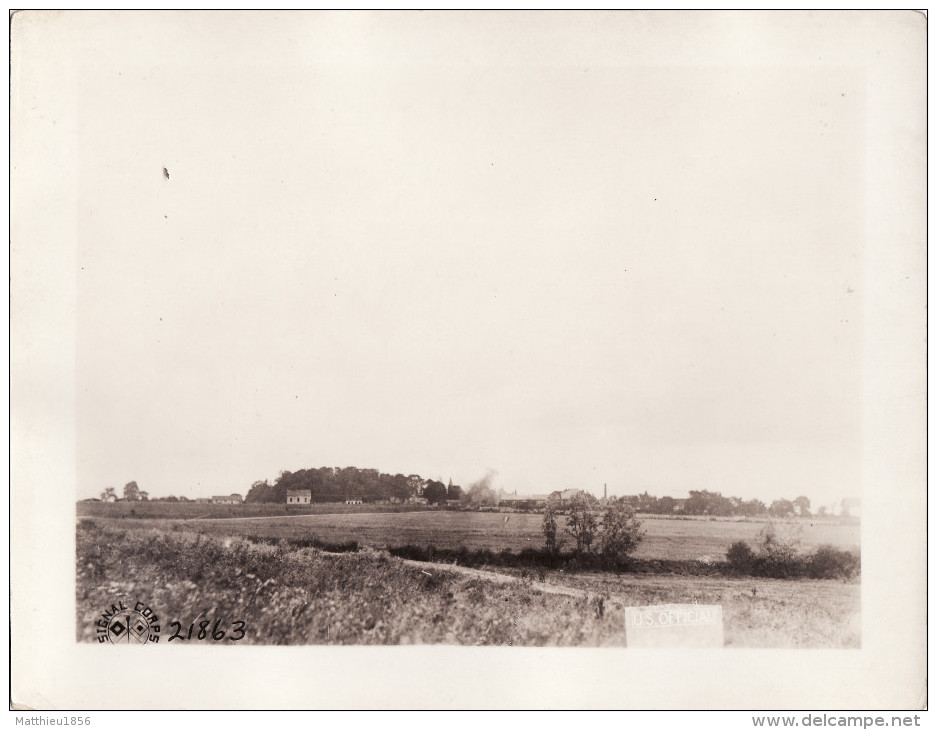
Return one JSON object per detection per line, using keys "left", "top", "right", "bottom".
{"left": 95, "top": 600, "right": 161, "bottom": 644}
{"left": 624, "top": 604, "right": 724, "bottom": 648}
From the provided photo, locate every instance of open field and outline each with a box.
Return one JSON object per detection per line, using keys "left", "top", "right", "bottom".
{"left": 77, "top": 522, "right": 860, "bottom": 647}
{"left": 80, "top": 510, "right": 860, "bottom": 562}
{"left": 76, "top": 501, "right": 427, "bottom": 520}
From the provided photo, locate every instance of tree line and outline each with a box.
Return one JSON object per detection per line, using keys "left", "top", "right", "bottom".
{"left": 99, "top": 482, "right": 149, "bottom": 502}
{"left": 621, "top": 490, "right": 816, "bottom": 517}
{"left": 98, "top": 473, "right": 822, "bottom": 518}
{"left": 244, "top": 467, "right": 463, "bottom": 504}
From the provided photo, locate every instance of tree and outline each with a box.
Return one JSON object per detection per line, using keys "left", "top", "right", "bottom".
{"left": 685, "top": 490, "right": 732, "bottom": 516}
{"left": 564, "top": 492, "right": 600, "bottom": 553}
{"left": 100, "top": 486, "right": 116, "bottom": 502}
{"left": 635, "top": 491, "right": 658, "bottom": 513}
{"left": 793, "top": 495, "right": 811, "bottom": 517}
{"left": 423, "top": 481, "right": 448, "bottom": 505}
{"left": 391, "top": 474, "right": 412, "bottom": 502}
{"left": 123, "top": 481, "right": 141, "bottom": 501}
{"left": 656, "top": 496, "right": 676, "bottom": 514}
{"left": 599, "top": 498, "right": 644, "bottom": 567}
{"left": 768, "top": 499, "right": 795, "bottom": 518}
{"left": 542, "top": 494, "right": 562, "bottom": 554}
{"left": 739, "top": 498, "right": 767, "bottom": 517}
{"left": 245, "top": 480, "right": 274, "bottom": 503}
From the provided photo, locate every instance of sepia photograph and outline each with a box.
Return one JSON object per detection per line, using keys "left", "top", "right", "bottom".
{"left": 10, "top": 9, "right": 926, "bottom": 711}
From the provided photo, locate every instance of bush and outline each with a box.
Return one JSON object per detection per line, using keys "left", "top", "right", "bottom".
{"left": 755, "top": 522, "right": 802, "bottom": 578}
{"left": 807, "top": 544, "right": 860, "bottom": 579}
{"left": 726, "top": 540, "right": 756, "bottom": 572}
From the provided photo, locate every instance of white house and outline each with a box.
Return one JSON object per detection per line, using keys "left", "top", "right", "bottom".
{"left": 287, "top": 489, "right": 311, "bottom": 505}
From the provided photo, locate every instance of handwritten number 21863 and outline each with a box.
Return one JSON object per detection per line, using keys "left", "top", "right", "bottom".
{"left": 168, "top": 619, "right": 246, "bottom": 641}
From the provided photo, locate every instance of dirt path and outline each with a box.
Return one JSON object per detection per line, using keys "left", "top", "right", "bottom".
{"left": 395, "top": 556, "right": 601, "bottom": 601}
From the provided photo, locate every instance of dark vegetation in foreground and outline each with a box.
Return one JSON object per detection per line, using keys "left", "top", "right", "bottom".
{"left": 76, "top": 521, "right": 626, "bottom": 646}
{"left": 387, "top": 543, "right": 859, "bottom": 580}
{"left": 76, "top": 521, "right": 861, "bottom": 648}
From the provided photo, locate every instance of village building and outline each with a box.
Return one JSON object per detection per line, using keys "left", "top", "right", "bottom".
{"left": 499, "top": 490, "right": 549, "bottom": 506}
{"left": 345, "top": 497, "right": 363, "bottom": 505}
{"left": 287, "top": 489, "right": 311, "bottom": 505}
{"left": 212, "top": 493, "right": 242, "bottom": 504}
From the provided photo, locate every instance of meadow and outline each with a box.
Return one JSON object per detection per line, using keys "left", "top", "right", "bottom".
{"left": 76, "top": 500, "right": 426, "bottom": 520}
{"left": 79, "top": 508, "right": 860, "bottom": 563}
{"left": 76, "top": 520, "right": 860, "bottom": 648}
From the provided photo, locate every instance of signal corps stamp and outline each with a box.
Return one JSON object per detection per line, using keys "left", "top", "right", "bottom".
{"left": 95, "top": 601, "right": 161, "bottom": 644}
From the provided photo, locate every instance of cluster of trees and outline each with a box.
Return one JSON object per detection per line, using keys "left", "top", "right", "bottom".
{"left": 244, "top": 467, "right": 464, "bottom": 505}
{"left": 99, "top": 482, "right": 149, "bottom": 502}
{"left": 625, "top": 490, "right": 813, "bottom": 517}
{"left": 542, "top": 493, "right": 644, "bottom": 567}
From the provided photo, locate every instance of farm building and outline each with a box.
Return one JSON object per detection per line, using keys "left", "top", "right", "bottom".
{"left": 345, "top": 498, "right": 363, "bottom": 505}
{"left": 499, "top": 490, "right": 548, "bottom": 506}
{"left": 212, "top": 494, "right": 242, "bottom": 504}
{"left": 287, "top": 489, "right": 311, "bottom": 505}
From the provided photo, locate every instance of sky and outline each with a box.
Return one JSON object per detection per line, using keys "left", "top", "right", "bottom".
{"left": 73, "top": 14, "right": 864, "bottom": 508}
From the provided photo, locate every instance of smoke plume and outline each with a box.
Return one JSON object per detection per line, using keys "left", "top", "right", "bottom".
{"left": 462, "top": 470, "right": 500, "bottom": 507}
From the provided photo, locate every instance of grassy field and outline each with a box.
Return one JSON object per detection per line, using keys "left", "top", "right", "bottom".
{"left": 77, "top": 521, "right": 860, "bottom": 648}
{"left": 76, "top": 500, "right": 427, "bottom": 520}
{"left": 80, "top": 510, "right": 860, "bottom": 562}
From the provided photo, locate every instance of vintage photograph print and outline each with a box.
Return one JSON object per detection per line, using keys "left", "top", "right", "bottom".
{"left": 11, "top": 10, "right": 925, "bottom": 710}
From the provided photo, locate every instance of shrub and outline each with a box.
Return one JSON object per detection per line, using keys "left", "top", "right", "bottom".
{"left": 808, "top": 544, "right": 860, "bottom": 579}
{"left": 722, "top": 525, "right": 860, "bottom": 580}
{"left": 726, "top": 540, "right": 755, "bottom": 572}
{"left": 755, "top": 522, "right": 802, "bottom": 578}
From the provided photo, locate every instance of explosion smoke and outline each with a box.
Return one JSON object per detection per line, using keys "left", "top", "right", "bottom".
{"left": 461, "top": 470, "right": 500, "bottom": 507}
